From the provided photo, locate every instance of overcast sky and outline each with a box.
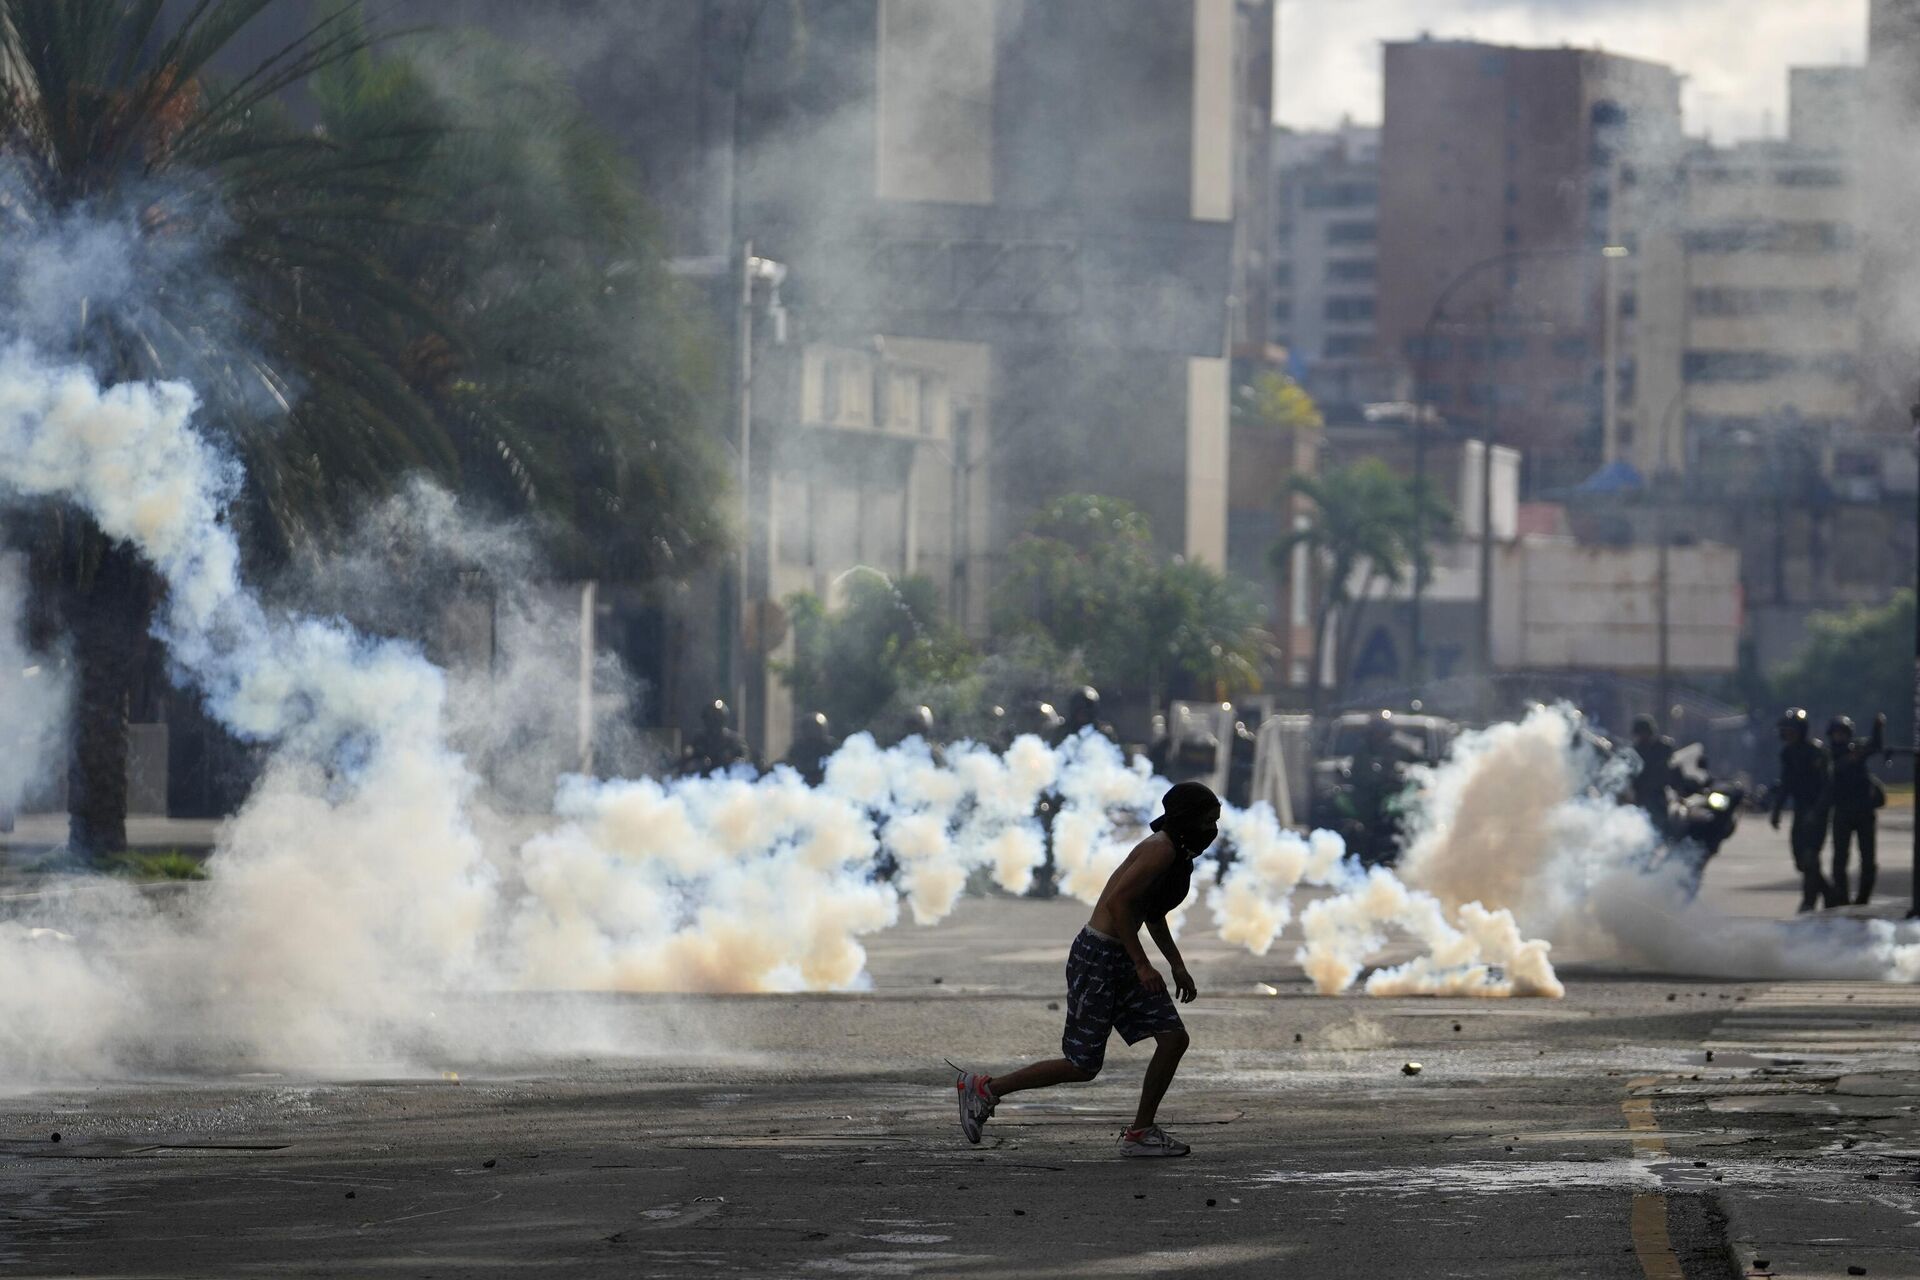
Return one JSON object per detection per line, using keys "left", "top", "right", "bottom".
{"left": 1277, "top": 0, "right": 1870, "bottom": 141}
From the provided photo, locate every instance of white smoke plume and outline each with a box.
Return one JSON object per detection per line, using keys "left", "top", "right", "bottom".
{"left": 0, "top": 323, "right": 1567, "bottom": 1081}
{"left": 6, "top": 346, "right": 1917, "bottom": 1081}
{"left": 0, "top": 553, "right": 67, "bottom": 815}
{"left": 1381, "top": 706, "right": 1920, "bottom": 985}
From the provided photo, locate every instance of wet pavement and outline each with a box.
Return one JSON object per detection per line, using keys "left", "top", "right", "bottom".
{"left": 0, "top": 819, "right": 1914, "bottom": 1278}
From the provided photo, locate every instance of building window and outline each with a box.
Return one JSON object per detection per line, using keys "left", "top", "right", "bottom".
{"left": 1324, "top": 296, "right": 1374, "bottom": 323}
{"left": 1684, "top": 350, "right": 1856, "bottom": 382}
{"left": 1326, "top": 259, "right": 1376, "bottom": 282}
{"left": 1776, "top": 166, "right": 1846, "bottom": 187}
{"left": 1273, "top": 263, "right": 1293, "bottom": 287}
{"left": 1404, "top": 335, "right": 1451, "bottom": 361}
{"left": 1302, "top": 181, "right": 1378, "bottom": 209}
{"left": 1324, "top": 334, "right": 1375, "bottom": 357}
{"left": 1552, "top": 336, "right": 1590, "bottom": 359}
{"left": 1492, "top": 336, "right": 1527, "bottom": 360}
{"left": 822, "top": 358, "right": 843, "bottom": 421}
{"left": 1692, "top": 286, "right": 1858, "bottom": 316}
{"left": 1273, "top": 300, "right": 1292, "bottom": 322}
{"left": 1685, "top": 222, "right": 1856, "bottom": 253}
{"left": 1325, "top": 220, "right": 1376, "bottom": 245}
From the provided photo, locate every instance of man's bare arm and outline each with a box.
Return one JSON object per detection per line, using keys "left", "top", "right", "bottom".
{"left": 1146, "top": 914, "right": 1196, "bottom": 1003}
{"left": 1145, "top": 914, "right": 1183, "bottom": 969}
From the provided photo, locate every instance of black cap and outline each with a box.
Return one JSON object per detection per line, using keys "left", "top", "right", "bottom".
{"left": 1631, "top": 714, "right": 1658, "bottom": 737}
{"left": 1778, "top": 707, "right": 1808, "bottom": 732}
{"left": 1828, "top": 714, "right": 1854, "bottom": 736}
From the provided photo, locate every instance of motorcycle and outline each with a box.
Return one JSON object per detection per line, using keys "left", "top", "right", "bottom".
{"left": 1651, "top": 744, "right": 1742, "bottom": 898}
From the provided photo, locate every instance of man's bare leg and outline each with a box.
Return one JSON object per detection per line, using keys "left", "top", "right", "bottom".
{"left": 985, "top": 1058, "right": 1092, "bottom": 1098}
{"left": 1130, "top": 1029, "right": 1189, "bottom": 1131}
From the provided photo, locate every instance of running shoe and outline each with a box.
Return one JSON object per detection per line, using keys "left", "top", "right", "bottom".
{"left": 952, "top": 1066, "right": 996, "bottom": 1144}
{"left": 1119, "top": 1125, "right": 1190, "bottom": 1158}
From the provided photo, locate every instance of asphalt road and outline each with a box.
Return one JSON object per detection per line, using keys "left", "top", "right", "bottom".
{"left": 1, "top": 817, "right": 1915, "bottom": 1279}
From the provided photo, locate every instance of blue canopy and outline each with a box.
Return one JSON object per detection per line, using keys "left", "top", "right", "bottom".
{"left": 1573, "top": 460, "right": 1645, "bottom": 494}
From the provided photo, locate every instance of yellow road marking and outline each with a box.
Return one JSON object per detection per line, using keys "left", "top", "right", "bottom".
{"left": 1632, "top": 1193, "right": 1685, "bottom": 1280}
{"left": 1623, "top": 1077, "right": 1683, "bottom": 1280}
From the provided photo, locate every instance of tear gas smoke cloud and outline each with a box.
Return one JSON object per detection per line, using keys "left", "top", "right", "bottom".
{"left": 3, "top": 317, "right": 1917, "bottom": 1082}
{"left": 0, "top": 327, "right": 1567, "bottom": 1079}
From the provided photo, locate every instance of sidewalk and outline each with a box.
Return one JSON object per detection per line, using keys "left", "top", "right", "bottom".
{"left": 1, "top": 812, "right": 223, "bottom": 861}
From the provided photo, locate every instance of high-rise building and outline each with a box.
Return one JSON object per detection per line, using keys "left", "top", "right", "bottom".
{"left": 1629, "top": 118, "right": 1864, "bottom": 484}
{"left": 1268, "top": 124, "right": 1396, "bottom": 408}
{"left": 1862, "top": 0, "right": 1920, "bottom": 431}
{"left": 1377, "top": 38, "right": 1683, "bottom": 491}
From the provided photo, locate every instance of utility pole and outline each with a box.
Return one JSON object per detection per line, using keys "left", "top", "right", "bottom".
{"left": 1412, "top": 244, "right": 1631, "bottom": 698}
{"left": 1655, "top": 501, "right": 1670, "bottom": 725}
{"left": 1653, "top": 389, "right": 1684, "bottom": 727}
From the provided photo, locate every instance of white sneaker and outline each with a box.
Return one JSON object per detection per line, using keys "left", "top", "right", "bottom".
{"left": 952, "top": 1067, "right": 996, "bottom": 1144}
{"left": 1119, "top": 1125, "right": 1190, "bottom": 1158}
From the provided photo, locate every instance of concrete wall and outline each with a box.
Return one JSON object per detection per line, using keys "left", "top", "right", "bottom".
{"left": 1490, "top": 537, "right": 1741, "bottom": 673}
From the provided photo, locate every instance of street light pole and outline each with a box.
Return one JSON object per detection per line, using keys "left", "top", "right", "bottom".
{"left": 734, "top": 237, "right": 757, "bottom": 726}
{"left": 1476, "top": 304, "right": 1498, "bottom": 715}
{"left": 1412, "top": 243, "right": 1630, "bottom": 695}
{"left": 1909, "top": 391, "right": 1919, "bottom": 919}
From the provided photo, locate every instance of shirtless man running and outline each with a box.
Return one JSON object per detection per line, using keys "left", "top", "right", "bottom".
{"left": 950, "top": 781, "right": 1219, "bottom": 1157}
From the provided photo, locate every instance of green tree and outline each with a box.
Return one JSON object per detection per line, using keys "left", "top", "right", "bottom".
{"left": 310, "top": 27, "right": 726, "bottom": 579}
{"left": 1233, "top": 370, "right": 1324, "bottom": 434}
{"left": 996, "top": 494, "right": 1268, "bottom": 710}
{"left": 1273, "top": 460, "right": 1452, "bottom": 703}
{"left": 1, "top": 0, "right": 460, "bottom": 859}
{"left": 778, "top": 574, "right": 975, "bottom": 738}
{"left": 3, "top": 3, "right": 727, "bottom": 859}
{"left": 1771, "top": 590, "right": 1914, "bottom": 751}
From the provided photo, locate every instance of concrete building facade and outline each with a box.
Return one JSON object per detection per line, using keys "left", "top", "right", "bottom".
{"left": 1269, "top": 124, "right": 1397, "bottom": 408}
{"left": 1378, "top": 38, "right": 1684, "bottom": 492}
{"left": 1629, "top": 130, "right": 1864, "bottom": 482}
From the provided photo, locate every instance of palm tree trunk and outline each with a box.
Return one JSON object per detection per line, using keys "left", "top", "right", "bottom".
{"left": 1337, "top": 573, "right": 1385, "bottom": 699}
{"left": 1310, "top": 596, "right": 1338, "bottom": 715}
{"left": 64, "top": 538, "right": 153, "bottom": 864}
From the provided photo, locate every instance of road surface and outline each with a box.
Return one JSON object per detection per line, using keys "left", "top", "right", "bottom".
{"left": 0, "top": 817, "right": 1914, "bottom": 1278}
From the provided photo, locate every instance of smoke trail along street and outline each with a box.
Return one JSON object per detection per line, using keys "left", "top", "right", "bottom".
{"left": 6, "top": 350, "right": 1918, "bottom": 1078}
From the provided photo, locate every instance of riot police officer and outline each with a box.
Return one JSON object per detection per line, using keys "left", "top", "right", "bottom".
{"left": 1825, "top": 713, "right": 1886, "bottom": 906}
{"left": 1769, "top": 708, "right": 1831, "bottom": 912}
{"left": 784, "top": 711, "right": 836, "bottom": 787}
{"left": 1022, "top": 700, "right": 1065, "bottom": 743}
{"left": 1054, "top": 685, "right": 1117, "bottom": 746}
{"left": 1625, "top": 714, "right": 1677, "bottom": 825}
{"left": 678, "top": 699, "right": 759, "bottom": 777}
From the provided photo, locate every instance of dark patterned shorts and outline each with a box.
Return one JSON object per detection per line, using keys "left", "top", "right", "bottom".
{"left": 1061, "top": 926, "right": 1184, "bottom": 1075}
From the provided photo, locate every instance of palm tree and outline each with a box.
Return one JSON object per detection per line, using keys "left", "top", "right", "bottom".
{"left": 0, "top": 1, "right": 476, "bottom": 859}
{"left": 1272, "top": 459, "right": 1453, "bottom": 704}
{"left": 307, "top": 27, "right": 728, "bottom": 581}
